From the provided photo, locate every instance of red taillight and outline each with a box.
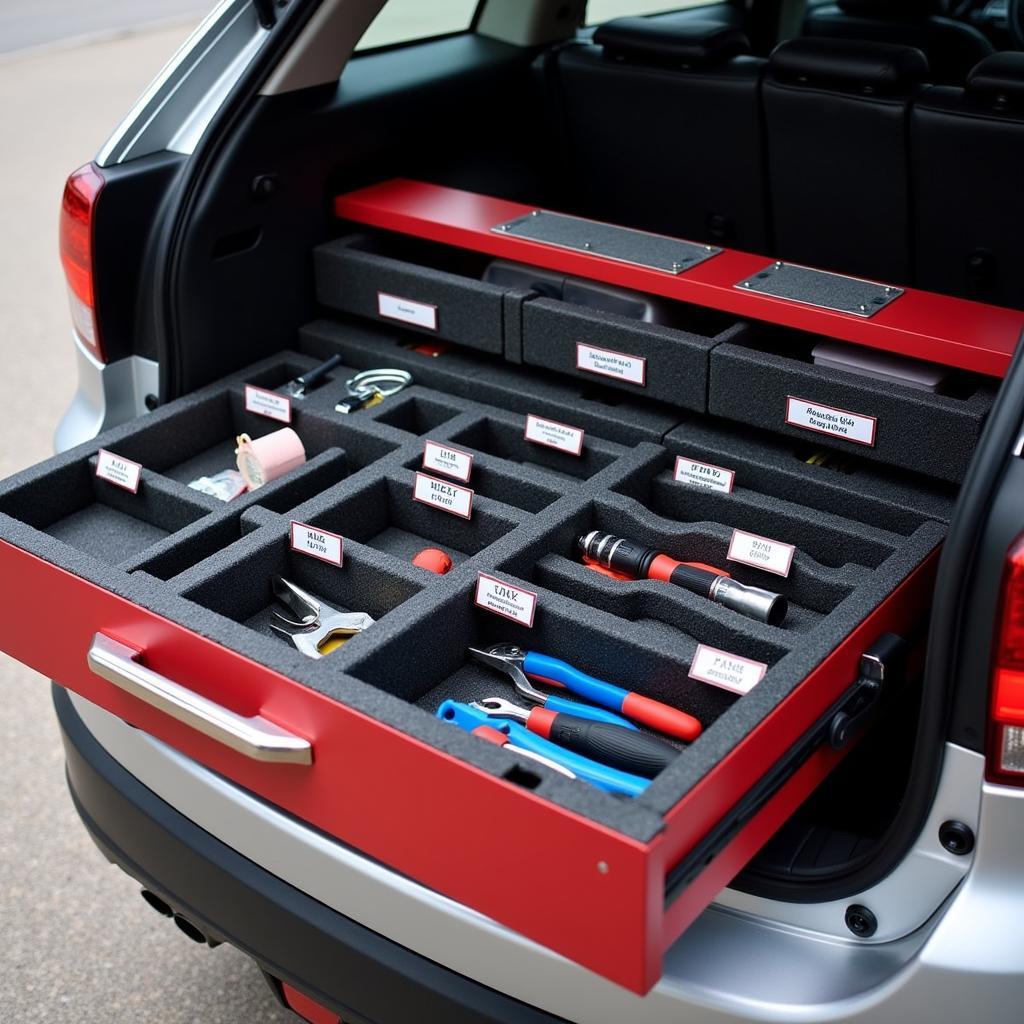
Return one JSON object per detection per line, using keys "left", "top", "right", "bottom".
{"left": 59, "top": 163, "right": 105, "bottom": 362}
{"left": 988, "top": 533, "right": 1024, "bottom": 784}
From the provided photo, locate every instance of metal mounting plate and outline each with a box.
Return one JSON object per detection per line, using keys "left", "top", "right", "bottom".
{"left": 492, "top": 210, "right": 721, "bottom": 274}
{"left": 734, "top": 262, "right": 903, "bottom": 317}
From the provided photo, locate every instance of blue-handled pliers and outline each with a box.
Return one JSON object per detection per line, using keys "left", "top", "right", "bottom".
{"left": 469, "top": 643, "right": 703, "bottom": 743}
{"left": 436, "top": 700, "right": 649, "bottom": 797}
{"left": 469, "top": 642, "right": 639, "bottom": 730}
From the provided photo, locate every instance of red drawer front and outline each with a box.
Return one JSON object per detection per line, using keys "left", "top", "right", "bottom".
{"left": 0, "top": 538, "right": 938, "bottom": 993}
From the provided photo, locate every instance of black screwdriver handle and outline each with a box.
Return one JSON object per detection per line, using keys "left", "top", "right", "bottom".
{"left": 546, "top": 714, "right": 680, "bottom": 778}
{"left": 297, "top": 353, "right": 342, "bottom": 390}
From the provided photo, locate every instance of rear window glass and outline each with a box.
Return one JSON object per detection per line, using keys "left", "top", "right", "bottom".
{"left": 356, "top": 0, "right": 479, "bottom": 51}
{"left": 586, "top": 1, "right": 722, "bottom": 24}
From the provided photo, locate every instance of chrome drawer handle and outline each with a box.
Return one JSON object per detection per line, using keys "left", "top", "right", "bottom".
{"left": 86, "top": 633, "right": 312, "bottom": 766}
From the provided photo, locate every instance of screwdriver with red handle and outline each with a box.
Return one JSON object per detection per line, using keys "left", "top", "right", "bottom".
{"left": 577, "top": 531, "right": 788, "bottom": 626}
{"left": 473, "top": 698, "right": 679, "bottom": 778}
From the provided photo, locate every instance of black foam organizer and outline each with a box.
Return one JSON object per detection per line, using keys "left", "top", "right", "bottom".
{"left": 317, "top": 229, "right": 997, "bottom": 484}
{"left": 0, "top": 327, "right": 954, "bottom": 844}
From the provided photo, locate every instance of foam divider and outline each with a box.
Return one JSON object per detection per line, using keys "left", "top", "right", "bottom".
{"left": 0, "top": 340, "right": 952, "bottom": 843}
{"left": 300, "top": 318, "right": 682, "bottom": 446}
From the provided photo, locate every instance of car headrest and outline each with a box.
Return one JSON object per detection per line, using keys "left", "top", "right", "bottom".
{"left": 836, "top": 0, "right": 934, "bottom": 16}
{"left": 966, "top": 52, "right": 1024, "bottom": 109}
{"left": 769, "top": 37, "right": 929, "bottom": 95}
{"left": 593, "top": 18, "right": 750, "bottom": 68}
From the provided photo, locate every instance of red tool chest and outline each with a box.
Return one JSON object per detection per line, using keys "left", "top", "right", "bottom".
{"left": 0, "top": 181, "right": 1015, "bottom": 993}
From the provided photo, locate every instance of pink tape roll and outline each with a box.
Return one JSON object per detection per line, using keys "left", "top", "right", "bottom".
{"left": 235, "top": 428, "right": 306, "bottom": 490}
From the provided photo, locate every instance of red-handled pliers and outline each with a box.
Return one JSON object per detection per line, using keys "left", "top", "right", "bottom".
{"left": 468, "top": 643, "right": 702, "bottom": 742}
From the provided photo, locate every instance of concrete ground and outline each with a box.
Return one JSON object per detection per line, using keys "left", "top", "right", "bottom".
{"left": 0, "top": 20, "right": 293, "bottom": 1024}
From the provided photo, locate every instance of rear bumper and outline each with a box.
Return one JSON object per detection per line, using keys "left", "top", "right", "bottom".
{"left": 57, "top": 683, "right": 1024, "bottom": 1023}
{"left": 55, "top": 684, "right": 563, "bottom": 1024}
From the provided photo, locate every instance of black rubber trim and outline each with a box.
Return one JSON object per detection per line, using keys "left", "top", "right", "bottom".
{"left": 53, "top": 685, "right": 565, "bottom": 1024}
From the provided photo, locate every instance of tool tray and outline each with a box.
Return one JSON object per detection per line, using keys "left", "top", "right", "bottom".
{"left": 0, "top": 199, "right": 993, "bottom": 994}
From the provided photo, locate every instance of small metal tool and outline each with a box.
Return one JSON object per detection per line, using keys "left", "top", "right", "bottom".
{"left": 269, "top": 577, "right": 375, "bottom": 659}
{"left": 285, "top": 354, "right": 343, "bottom": 398}
{"left": 335, "top": 368, "right": 413, "bottom": 414}
{"left": 470, "top": 724, "right": 576, "bottom": 778}
{"left": 468, "top": 643, "right": 638, "bottom": 730}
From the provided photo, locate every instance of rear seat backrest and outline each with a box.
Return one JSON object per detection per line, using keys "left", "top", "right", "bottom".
{"left": 912, "top": 53, "right": 1024, "bottom": 309}
{"left": 762, "top": 37, "right": 929, "bottom": 284}
{"left": 803, "top": 0, "right": 993, "bottom": 86}
{"left": 545, "top": 17, "right": 770, "bottom": 251}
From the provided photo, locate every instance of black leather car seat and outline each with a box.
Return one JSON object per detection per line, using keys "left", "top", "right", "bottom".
{"left": 762, "top": 37, "right": 930, "bottom": 283}
{"left": 912, "top": 52, "right": 1024, "bottom": 308}
{"left": 804, "top": 0, "right": 993, "bottom": 85}
{"left": 539, "top": 17, "right": 770, "bottom": 251}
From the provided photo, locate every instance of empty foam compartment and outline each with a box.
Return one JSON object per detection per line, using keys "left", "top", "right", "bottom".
{"left": 709, "top": 330, "right": 997, "bottom": 483}
{"left": 521, "top": 294, "right": 748, "bottom": 409}
{"left": 369, "top": 389, "right": 467, "bottom": 435}
{"left": 400, "top": 450, "right": 563, "bottom": 514}
{"left": 314, "top": 232, "right": 533, "bottom": 355}
{"left": 444, "top": 414, "right": 624, "bottom": 482}
{"left": 0, "top": 455, "right": 210, "bottom": 567}
{"left": 127, "top": 505, "right": 274, "bottom": 582}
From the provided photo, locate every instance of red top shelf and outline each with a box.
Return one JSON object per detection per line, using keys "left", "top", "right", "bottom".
{"left": 334, "top": 178, "right": 1023, "bottom": 378}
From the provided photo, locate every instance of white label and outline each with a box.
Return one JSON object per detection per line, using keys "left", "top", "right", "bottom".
{"left": 413, "top": 472, "right": 473, "bottom": 519}
{"left": 674, "top": 456, "right": 735, "bottom": 494}
{"left": 245, "top": 384, "right": 292, "bottom": 423}
{"left": 524, "top": 414, "right": 584, "bottom": 455}
{"left": 727, "top": 529, "right": 796, "bottom": 578}
{"left": 290, "top": 521, "right": 343, "bottom": 566}
{"left": 785, "top": 396, "right": 876, "bottom": 447}
{"left": 475, "top": 573, "right": 537, "bottom": 627}
{"left": 422, "top": 440, "right": 473, "bottom": 482}
{"left": 95, "top": 449, "right": 142, "bottom": 493}
{"left": 575, "top": 343, "right": 646, "bottom": 386}
{"left": 377, "top": 291, "right": 438, "bottom": 331}
{"left": 688, "top": 644, "right": 767, "bottom": 695}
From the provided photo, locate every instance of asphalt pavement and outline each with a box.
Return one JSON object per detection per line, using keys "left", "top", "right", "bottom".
{"left": 0, "top": 20, "right": 294, "bottom": 1024}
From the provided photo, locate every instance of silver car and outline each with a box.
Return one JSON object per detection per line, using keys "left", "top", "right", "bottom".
{"left": 9, "top": 0, "right": 1024, "bottom": 1021}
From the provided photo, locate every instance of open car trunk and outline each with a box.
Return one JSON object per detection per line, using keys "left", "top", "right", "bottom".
{"left": 6, "top": 11, "right": 1024, "bottom": 998}
{"left": 2, "top": 169, "right": 1016, "bottom": 990}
